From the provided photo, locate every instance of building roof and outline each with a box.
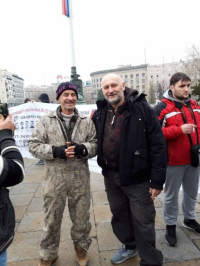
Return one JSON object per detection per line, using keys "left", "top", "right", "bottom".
{"left": 90, "top": 64, "right": 148, "bottom": 76}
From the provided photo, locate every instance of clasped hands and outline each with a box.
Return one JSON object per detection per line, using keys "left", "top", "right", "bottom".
{"left": 65, "top": 145, "right": 76, "bottom": 158}
{"left": 53, "top": 142, "right": 87, "bottom": 159}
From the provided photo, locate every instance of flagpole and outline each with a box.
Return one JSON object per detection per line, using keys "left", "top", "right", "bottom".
{"left": 68, "top": 0, "right": 76, "bottom": 67}
{"left": 62, "top": 0, "right": 85, "bottom": 103}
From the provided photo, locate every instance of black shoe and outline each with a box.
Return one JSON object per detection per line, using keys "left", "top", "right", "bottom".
{"left": 165, "top": 225, "right": 177, "bottom": 246}
{"left": 183, "top": 219, "right": 200, "bottom": 235}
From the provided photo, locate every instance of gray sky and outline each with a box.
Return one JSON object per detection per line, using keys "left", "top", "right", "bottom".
{"left": 0, "top": 0, "right": 199, "bottom": 86}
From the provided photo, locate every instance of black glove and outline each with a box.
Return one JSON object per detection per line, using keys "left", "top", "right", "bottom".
{"left": 72, "top": 142, "right": 88, "bottom": 157}
{"left": 53, "top": 145, "right": 67, "bottom": 159}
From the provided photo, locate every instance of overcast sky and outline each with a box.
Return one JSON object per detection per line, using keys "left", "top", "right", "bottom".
{"left": 0, "top": 0, "right": 199, "bottom": 86}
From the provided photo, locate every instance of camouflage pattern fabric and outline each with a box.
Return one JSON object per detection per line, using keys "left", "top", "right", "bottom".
{"left": 28, "top": 106, "right": 97, "bottom": 260}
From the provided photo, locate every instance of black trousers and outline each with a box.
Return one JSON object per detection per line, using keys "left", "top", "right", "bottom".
{"left": 104, "top": 169, "right": 163, "bottom": 266}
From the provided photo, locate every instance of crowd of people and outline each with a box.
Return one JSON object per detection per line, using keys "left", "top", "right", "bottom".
{"left": 0, "top": 72, "right": 200, "bottom": 266}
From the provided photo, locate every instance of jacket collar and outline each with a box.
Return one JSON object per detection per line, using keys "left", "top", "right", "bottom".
{"left": 47, "top": 105, "right": 87, "bottom": 119}
{"left": 96, "top": 87, "right": 145, "bottom": 110}
{"left": 163, "top": 89, "right": 191, "bottom": 103}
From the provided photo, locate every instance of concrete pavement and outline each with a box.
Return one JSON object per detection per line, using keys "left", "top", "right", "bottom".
{"left": 7, "top": 158, "right": 200, "bottom": 266}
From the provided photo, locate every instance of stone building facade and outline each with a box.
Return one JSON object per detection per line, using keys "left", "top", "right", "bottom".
{"left": 90, "top": 64, "right": 148, "bottom": 100}
{"left": 90, "top": 60, "right": 199, "bottom": 103}
{"left": 24, "top": 84, "right": 59, "bottom": 103}
{"left": 0, "top": 69, "right": 24, "bottom": 107}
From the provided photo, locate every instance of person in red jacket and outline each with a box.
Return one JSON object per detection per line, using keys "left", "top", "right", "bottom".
{"left": 154, "top": 72, "right": 200, "bottom": 247}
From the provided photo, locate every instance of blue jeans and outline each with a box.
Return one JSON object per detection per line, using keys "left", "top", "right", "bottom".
{"left": 0, "top": 251, "right": 7, "bottom": 266}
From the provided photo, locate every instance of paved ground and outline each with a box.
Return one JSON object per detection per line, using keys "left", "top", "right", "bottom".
{"left": 7, "top": 158, "right": 200, "bottom": 266}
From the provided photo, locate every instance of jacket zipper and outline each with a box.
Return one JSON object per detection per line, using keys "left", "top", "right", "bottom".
{"left": 0, "top": 235, "right": 14, "bottom": 253}
{"left": 72, "top": 119, "right": 81, "bottom": 142}
{"left": 169, "top": 143, "right": 172, "bottom": 158}
{"left": 111, "top": 115, "right": 115, "bottom": 129}
{"left": 56, "top": 117, "right": 68, "bottom": 142}
{"left": 56, "top": 116, "right": 81, "bottom": 144}
{"left": 2, "top": 203, "right": 5, "bottom": 230}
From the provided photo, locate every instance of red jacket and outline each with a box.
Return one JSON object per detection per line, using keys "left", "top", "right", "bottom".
{"left": 154, "top": 90, "right": 200, "bottom": 166}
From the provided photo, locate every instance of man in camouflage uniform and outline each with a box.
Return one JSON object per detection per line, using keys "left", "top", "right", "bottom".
{"left": 28, "top": 82, "right": 97, "bottom": 266}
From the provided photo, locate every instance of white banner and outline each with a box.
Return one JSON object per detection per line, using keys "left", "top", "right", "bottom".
{"left": 8, "top": 102, "right": 97, "bottom": 159}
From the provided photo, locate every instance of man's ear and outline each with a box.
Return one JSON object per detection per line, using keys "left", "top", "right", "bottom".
{"left": 122, "top": 82, "right": 126, "bottom": 91}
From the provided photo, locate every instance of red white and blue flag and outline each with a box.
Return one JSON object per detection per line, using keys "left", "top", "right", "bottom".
{"left": 62, "top": 0, "right": 70, "bottom": 17}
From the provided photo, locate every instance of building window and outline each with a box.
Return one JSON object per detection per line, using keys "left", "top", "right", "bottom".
{"left": 93, "top": 79, "right": 95, "bottom": 83}
{"left": 142, "top": 85, "right": 145, "bottom": 90}
{"left": 130, "top": 80, "right": 133, "bottom": 85}
{"left": 142, "top": 73, "right": 145, "bottom": 77}
{"left": 96, "top": 79, "right": 98, "bottom": 82}
{"left": 151, "top": 75, "right": 153, "bottom": 78}
{"left": 125, "top": 75, "right": 128, "bottom": 79}
{"left": 156, "top": 75, "right": 159, "bottom": 78}
{"left": 136, "top": 85, "right": 139, "bottom": 90}
{"left": 136, "top": 80, "right": 139, "bottom": 84}
{"left": 130, "top": 74, "right": 133, "bottom": 78}
{"left": 100, "top": 78, "right": 102, "bottom": 82}
{"left": 142, "top": 79, "right": 145, "bottom": 84}
{"left": 136, "top": 74, "right": 139, "bottom": 78}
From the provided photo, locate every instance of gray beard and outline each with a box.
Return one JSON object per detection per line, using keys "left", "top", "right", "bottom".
{"left": 105, "top": 94, "right": 122, "bottom": 105}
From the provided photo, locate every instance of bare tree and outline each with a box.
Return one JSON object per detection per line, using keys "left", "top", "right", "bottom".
{"left": 185, "top": 44, "right": 200, "bottom": 86}
{"left": 192, "top": 80, "right": 200, "bottom": 102}
{"left": 97, "top": 89, "right": 105, "bottom": 101}
{"left": 154, "top": 82, "right": 165, "bottom": 100}
{"left": 148, "top": 81, "right": 156, "bottom": 104}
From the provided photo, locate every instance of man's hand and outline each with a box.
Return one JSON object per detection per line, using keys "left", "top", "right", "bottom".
{"left": 149, "top": 188, "right": 162, "bottom": 201}
{"left": 0, "top": 114, "right": 16, "bottom": 132}
{"left": 53, "top": 145, "right": 67, "bottom": 159}
{"left": 181, "top": 124, "right": 197, "bottom": 134}
{"left": 65, "top": 143, "right": 88, "bottom": 158}
{"left": 65, "top": 145, "right": 75, "bottom": 158}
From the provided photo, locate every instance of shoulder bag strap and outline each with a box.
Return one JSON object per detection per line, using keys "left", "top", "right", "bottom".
{"left": 180, "top": 111, "right": 194, "bottom": 147}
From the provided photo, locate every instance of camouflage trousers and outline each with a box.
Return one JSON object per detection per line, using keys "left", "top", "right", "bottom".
{"left": 39, "top": 162, "right": 91, "bottom": 260}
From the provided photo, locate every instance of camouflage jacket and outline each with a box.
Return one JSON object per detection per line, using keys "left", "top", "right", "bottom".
{"left": 28, "top": 106, "right": 97, "bottom": 170}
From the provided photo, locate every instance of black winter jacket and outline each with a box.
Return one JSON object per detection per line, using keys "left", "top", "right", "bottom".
{"left": 0, "top": 129, "right": 24, "bottom": 254}
{"left": 92, "top": 89, "right": 167, "bottom": 189}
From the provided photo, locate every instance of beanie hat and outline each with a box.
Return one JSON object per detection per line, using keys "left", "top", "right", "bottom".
{"left": 38, "top": 93, "right": 50, "bottom": 103}
{"left": 24, "top": 98, "right": 31, "bottom": 103}
{"left": 56, "top": 82, "right": 78, "bottom": 100}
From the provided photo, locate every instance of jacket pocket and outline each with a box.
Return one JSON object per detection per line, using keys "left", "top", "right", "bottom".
{"left": 134, "top": 195, "right": 155, "bottom": 224}
{"left": 132, "top": 149, "right": 148, "bottom": 169}
{"left": 0, "top": 188, "right": 15, "bottom": 249}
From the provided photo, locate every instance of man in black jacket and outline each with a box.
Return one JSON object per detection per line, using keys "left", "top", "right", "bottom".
{"left": 92, "top": 73, "right": 167, "bottom": 266}
{"left": 0, "top": 114, "right": 24, "bottom": 265}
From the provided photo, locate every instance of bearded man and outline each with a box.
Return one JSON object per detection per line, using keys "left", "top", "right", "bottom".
{"left": 92, "top": 73, "right": 167, "bottom": 266}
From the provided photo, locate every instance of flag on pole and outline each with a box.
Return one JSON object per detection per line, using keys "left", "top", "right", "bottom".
{"left": 62, "top": 0, "right": 70, "bottom": 17}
